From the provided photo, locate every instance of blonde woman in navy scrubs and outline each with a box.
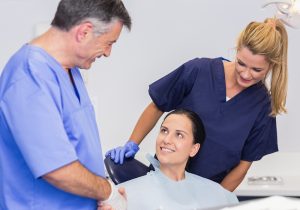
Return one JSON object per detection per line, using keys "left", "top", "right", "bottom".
{"left": 106, "top": 18, "right": 289, "bottom": 192}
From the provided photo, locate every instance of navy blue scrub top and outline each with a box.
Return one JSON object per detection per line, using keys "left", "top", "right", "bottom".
{"left": 149, "top": 57, "right": 278, "bottom": 183}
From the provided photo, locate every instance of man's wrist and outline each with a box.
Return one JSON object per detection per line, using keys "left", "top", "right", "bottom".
{"left": 97, "top": 178, "right": 112, "bottom": 201}
{"left": 103, "top": 179, "right": 113, "bottom": 201}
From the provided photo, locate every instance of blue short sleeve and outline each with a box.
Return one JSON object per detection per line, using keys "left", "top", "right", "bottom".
{"left": 149, "top": 58, "right": 201, "bottom": 111}
{"left": 241, "top": 103, "right": 278, "bottom": 161}
{"left": 1, "top": 75, "right": 77, "bottom": 178}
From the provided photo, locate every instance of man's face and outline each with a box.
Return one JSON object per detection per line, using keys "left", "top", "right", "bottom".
{"left": 77, "top": 21, "right": 123, "bottom": 69}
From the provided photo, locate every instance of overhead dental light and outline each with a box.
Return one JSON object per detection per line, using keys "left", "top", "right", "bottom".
{"left": 262, "top": 0, "right": 300, "bottom": 28}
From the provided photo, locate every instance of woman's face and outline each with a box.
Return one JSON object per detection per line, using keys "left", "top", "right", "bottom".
{"left": 156, "top": 114, "right": 200, "bottom": 169}
{"left": 235, "top": 47, "right": 271, "bottom": 89}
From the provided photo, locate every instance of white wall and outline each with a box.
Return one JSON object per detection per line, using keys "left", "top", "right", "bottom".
{"left": 0, "top": 0, "right": 60, "bottom": 68}
{"left": 0, "top": 0, "right": 299, "bottom": 160}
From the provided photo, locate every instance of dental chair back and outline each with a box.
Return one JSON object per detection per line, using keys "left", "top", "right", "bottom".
{"left": 104, "top": 157, "right": 150, "bottom": 184}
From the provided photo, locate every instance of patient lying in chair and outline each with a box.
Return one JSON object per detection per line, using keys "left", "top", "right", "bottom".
{"left": 101, "top": 109, "right": 238, "bottom": 210}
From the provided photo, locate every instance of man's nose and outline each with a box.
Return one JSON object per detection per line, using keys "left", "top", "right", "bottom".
{"left": 103, "top": 47, "right": 112, "bottom": 57}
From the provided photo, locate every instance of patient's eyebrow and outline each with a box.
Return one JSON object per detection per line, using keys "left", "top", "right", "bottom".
{"left": 175, "top": 129, "right": 188, "bottom": 135}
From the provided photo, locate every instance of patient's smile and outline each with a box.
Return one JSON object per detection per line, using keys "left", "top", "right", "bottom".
{"left": 161, "top": 147, "right": 175, "bottom": 153}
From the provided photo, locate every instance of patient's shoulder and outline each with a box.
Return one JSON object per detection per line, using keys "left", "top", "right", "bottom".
{"left": 186, "top": 172, "right": 239, "bottom": 203}
{"left": 186, "top": 172, "right": 226, "bottom": 190}
{"left": 186, "top": 172, "right": 216, "bottom": 184}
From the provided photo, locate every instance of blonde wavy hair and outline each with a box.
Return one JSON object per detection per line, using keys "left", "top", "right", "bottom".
{"left": 236, "top": 18, "right": 288, "bottom": 116}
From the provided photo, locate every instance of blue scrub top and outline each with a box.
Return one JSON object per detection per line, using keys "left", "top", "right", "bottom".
{"left": 0, "top": 44, "right": 104, "bottom": 210}
{"left": 149, "top": 57, "right": 278, "bottom": 183}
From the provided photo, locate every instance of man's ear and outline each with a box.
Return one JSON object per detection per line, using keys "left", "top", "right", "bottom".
{"left": 75, "top": 22, "right": 94, "bottom": 42}
{"left": 189, "top": 143, "right": 200, "bottom": 158}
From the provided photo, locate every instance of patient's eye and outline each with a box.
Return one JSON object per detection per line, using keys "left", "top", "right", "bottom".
{"left": 160, "top": 127, "right": 168, "bottom": 134}
{"left": 176, "top": 132, "right": 184, "bottom": 139}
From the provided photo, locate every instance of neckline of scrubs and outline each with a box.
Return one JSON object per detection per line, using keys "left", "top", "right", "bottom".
{"left": 68, "top": 69, "right": 82, "bottom": 103}
{"left": 25, "top": 43, "right": 84, "bottom": 105}
{"left": 214, "top": 58, "right": 262, "bottom": 107}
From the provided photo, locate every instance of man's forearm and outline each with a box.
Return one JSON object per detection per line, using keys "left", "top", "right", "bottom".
{"left": 43, "top": 161, "right": 111, "bottom": 201}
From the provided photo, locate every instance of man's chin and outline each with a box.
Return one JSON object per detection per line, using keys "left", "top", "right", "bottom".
{"left": 78, "top": 64, "right": 92, "bottom": 70}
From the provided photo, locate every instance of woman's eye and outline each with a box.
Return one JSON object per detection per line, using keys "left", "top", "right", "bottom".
{"left": 252, "top": 68, "right": 262, "bottom": 73}
{"left": 161, "top": 128, "right": 167, "bottom": 133}
{"left": 177, "top": 133, "right": 183, "bottom": 139}
{"left": 238, "top": 61, "right": 245, "bottom": 67}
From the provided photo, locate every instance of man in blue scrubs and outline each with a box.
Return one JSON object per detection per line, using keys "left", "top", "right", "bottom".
{"left": 0, "top": 0, "right": 131, "bottom": 209}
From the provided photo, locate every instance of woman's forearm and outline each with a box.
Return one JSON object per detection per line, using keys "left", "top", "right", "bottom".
{"left": 130, "top": 102, "right": 163, "bottom": 144}
{"left": 220, "top": 160, "right": 252, "bottom": 192}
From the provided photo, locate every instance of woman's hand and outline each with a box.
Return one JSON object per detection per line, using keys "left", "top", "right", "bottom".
{"left": 98, "top": 202, "right": 113, "bottom": 210}
{"left": 98, "top": 187, "right": 127, "bottom": 210}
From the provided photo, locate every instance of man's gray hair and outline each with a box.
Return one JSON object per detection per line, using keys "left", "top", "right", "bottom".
{"left": 86, "top": 18, "right": 119, "bottom": 36}
{"left": 51, "top": 0, "right": 131, "bottom": 31}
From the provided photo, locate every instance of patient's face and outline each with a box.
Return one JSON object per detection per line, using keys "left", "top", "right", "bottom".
{"left": 156, "top": 113, "right": 199, "bottom": 169}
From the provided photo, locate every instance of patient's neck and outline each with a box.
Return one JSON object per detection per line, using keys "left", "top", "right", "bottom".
{"left": 159, "top": 164, "right": 186, "bottom": 181}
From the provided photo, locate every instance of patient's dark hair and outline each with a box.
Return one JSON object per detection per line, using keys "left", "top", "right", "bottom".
{"left": 163, "top": 109, "right": 206, "bottom": 145}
